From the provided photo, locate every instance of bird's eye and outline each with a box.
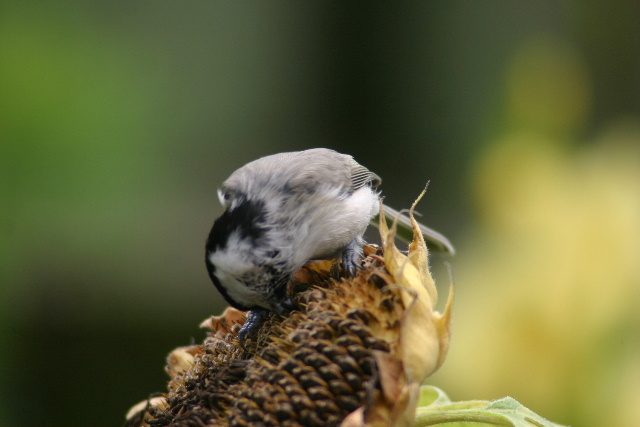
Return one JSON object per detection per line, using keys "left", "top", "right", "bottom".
{"left": 217, "top": 189, "right": 233, "bottom": 206}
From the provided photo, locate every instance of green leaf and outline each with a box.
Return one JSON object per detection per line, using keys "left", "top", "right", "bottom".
{"left": 414, "top": 386, "right": 566, "bottom": 427}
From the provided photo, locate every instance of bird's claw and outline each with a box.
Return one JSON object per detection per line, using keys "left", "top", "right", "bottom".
{"left": 341, "top": 239, "right": 364, "bottom": 277}
{"left": 237, "top": 308, "right": 268, "bottom": 348}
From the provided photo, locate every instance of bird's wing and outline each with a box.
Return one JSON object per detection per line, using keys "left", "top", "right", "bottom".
{"left": 371, "top": 204, "right": 456, "bottom": 255}
{"left": 348, "top": 158, "right": 381, "bottom": 191}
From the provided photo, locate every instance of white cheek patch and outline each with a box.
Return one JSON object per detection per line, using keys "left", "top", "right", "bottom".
{"left": 220, "top": 276, "right": 266, "bottom": 309}
{"left": 208, "top": 231, "right": 270, "bottom": 309}
{"left": 208, "top": 232, "right": 254, "bottom": 276}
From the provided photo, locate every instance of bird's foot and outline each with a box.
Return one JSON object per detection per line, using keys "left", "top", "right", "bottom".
{"left": 238, "top": 308, "right": 268, "bottom": 348}
{"left": 341, "top": 238, "right": 364, "bottom": 276}
{"left": 237, "top": 298, "right": 297, "bottom": 348}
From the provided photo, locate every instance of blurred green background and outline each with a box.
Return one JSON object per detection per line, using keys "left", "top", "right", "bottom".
{"left": 1, "top": 1, "right": 638, "bottom": 426}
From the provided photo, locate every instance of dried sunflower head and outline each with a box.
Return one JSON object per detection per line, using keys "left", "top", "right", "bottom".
{"left": 126, "top": 194, "right": 453, "bottom": 427}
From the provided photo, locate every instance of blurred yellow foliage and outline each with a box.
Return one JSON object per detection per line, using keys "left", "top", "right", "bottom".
{"left": 437, "top": 35, "right": 640, "bottom": 427}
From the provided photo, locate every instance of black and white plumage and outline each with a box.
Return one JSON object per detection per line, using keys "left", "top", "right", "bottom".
{"left": 205, "top": 148, "right": 453, "bottom": 343}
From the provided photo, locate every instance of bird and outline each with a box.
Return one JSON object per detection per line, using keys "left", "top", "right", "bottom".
{"left": 205, "top": 148, "right": 454, "bottom": 344}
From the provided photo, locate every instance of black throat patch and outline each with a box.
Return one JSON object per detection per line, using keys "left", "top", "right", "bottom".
{"left": 206, "top": 198, "right": 267, "bottom": 252}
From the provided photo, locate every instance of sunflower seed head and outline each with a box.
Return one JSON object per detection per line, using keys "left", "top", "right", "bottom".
{"left": 126, "top": 194, "right": 453, "bottom": 427}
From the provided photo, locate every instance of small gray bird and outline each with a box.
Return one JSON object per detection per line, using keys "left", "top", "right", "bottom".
{"left": 205, "top": 148, "right": 454, "bottom": 343}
